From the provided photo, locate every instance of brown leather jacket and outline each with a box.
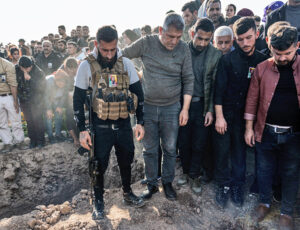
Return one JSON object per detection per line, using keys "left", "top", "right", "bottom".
{"left": 244, "top": 55, "right": 300, "bottom": 142}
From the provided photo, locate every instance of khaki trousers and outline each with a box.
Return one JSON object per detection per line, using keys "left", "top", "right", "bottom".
{"left": 0, "top": 95, "right": 24, "bottom": 144}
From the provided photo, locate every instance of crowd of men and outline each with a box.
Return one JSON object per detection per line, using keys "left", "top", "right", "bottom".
{"left": 0, "top": 0, "right": 300, "bottom": 229}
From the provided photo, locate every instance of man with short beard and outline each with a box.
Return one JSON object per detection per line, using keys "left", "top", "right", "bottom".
{"left": 58, "top": 25, "right": 71, "bottom": 41}
{"left": 177, "top": 18, "right": 222, "bottom": 193}
{"left": 181, "top": 1, "right": 198, "bottom": 42}
{"left": 57, "top": 39, "right": 68, "bottom": 59}
{"left": 30, "top": 40, "right": 36, "bottom": 56}
{"left": 67, "top": 41, "right": 79, "bottom": 58}
{"left": 34, "top": 42, "right": 43, "bottom": 58}
{"left": 74, "top": 26, "right": 83, "bottom": 44}
{"left": 214, "top": 17, "right": 268, "bottom": 208}
{"left": 48, "top": 33, "right": 54, "bottom": 43}
{"left": 36, "top": 40, "right": 63, "bottom": 76}
{"left": 206, "top": 0, "right": 225, "bottom": 30}
{"left": 245, "top": 25, "right": 300, "bottom": 230}
{"left": 78, "top": 26, "right": 90, "bottom": 48}
{"left": 73, "top": 25, "right": 145, "bottom": 220}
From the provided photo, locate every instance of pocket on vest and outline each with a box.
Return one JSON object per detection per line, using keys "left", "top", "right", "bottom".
{"left": 93, "top": 98, "right": 109, "bottom": 120}
{"left": 108, "top": 102, "right": 120, "bottom": 120}
{"left": 119, "top": 101, "right": 128, "bottom": 119}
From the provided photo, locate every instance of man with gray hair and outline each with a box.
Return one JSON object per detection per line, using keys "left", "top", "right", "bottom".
{"left": 35, "top": 40, "right": 63, "bottom": 76}
{"left": 213, "top": 26, "right": 234, "bottom": 54}
{"left": 122, "top": 13, "right": 194, "bottom": 201}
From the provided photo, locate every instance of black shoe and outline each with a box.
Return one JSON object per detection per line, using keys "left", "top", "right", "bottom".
{"left": 215, "top": 185, "right": 230, "bottom": 208}
{"left": 162, "top": 183, "right": 177, "bottom": 201}
{"left": 15, "top": 142, "right": 29, "bottom": 150}
{"left": 273, "top": 186, "right": 282, "bottom": 203}
{"left": 92, "top": 199, "right": 105, "bottom": 220}
{"left": 123, "top": 191, "right": 145, "bottom": 208}
{"left": 36, "top": 143, "right": 45, "bottom": 149}
{"left": 141, "top": 184, "right": 159, "bottom": 200}
{"left": 201, "top": 171, "right": 213, "bottom": 184}
{"left": 140, "top": 178, "right": 148, "bottom": 185}
{"left": 48, "top": 136, "right": 56, "bottom": 144}
{"left": 29, "top": 141, "right": 37, "bottom": 149}
{"left": 231, "top": 185, "right": 244, "bottom": 207}
{"left": 1, "top": 144, "right": 13, "bottom": 153}
{"left": 55, "top": 135, "right": 65, "bottom": 143}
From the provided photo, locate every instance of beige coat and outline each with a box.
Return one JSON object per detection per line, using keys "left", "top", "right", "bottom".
{"left": 0, "top": 57, "right": 17, "bottom": 94}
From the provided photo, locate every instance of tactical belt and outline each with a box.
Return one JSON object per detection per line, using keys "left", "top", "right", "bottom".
{"left": 97, "top": 123, "right": 124, "bottom": 130}
{"left": 0, "top": 93, "right": 12, "bottom": 97}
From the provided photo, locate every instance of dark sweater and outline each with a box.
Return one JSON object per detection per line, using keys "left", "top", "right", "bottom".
{"left": 266, "top": 61, "right": 300, "bottom": 130}
{"left": 189, "top": 41, "right": 207, "bottom": 98}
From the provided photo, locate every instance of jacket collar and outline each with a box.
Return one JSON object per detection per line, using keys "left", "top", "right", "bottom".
{"left": 271, "top": 54, "right": 299, "bottom": 72}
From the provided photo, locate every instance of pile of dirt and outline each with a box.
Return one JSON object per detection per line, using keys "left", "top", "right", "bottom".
{"left": 0, "top": 142, "right": 144, "bottom": 219}
{"left": 0, "top": 143, "right": 299, "bottom": 230}
{"left": 2, "top": 180, "right": 299, "bottom": 230}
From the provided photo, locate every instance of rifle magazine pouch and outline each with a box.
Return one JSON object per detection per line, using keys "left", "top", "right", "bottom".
{"left": 93, "top": 98, "right": 109, "bottom": 120}
{"left": 108, "top": 102, "right": 120, "bottom": 120}
{"left": 119, "top": 101, "right": 129, "bottom": 119}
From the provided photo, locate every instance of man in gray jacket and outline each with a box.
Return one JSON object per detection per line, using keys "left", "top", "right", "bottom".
{"left": 122, "top": 13, "right": 194, "bottom": 201}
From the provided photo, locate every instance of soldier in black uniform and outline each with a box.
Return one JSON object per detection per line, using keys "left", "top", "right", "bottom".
{"left": 73, "top": 26, "right": 145, "bottom": 220}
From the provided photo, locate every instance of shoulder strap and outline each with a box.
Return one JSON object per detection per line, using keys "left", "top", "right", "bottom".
{"left": 86, "top": 54, "right": 102, "bottom": 86}
{"left": 114, "top": 56, "right": 126, "bottom": 74}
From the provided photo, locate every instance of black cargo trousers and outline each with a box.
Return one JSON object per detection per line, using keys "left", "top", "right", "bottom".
{"left": 93, "top": 116, "right": 134, "bottom": 201}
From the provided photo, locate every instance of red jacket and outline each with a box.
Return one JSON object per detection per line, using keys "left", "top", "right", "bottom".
{"left": 244, "top": 55, "right": 300, "bottom": 142}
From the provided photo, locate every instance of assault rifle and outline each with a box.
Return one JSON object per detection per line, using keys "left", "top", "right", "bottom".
{"left": 77, "top": 87, "right": 98, "bottom": 206}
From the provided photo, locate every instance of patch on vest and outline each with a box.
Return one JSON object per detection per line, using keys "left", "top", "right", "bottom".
{"left": 108, "top": 74, "right": 118, "bottom": 87}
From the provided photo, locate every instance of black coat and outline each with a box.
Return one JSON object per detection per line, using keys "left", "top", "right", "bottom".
{"left": 214, "top": 47, "right": 268, "bottom": 112}
{"left": 264, "top": 3, "right": 287, "bottom": 38}
{"left": 16, "top": 64, "right": 46, "bottom": 104}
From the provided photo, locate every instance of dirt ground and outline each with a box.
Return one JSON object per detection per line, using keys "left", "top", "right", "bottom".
{"left": 0, "top": 142, "right": 299, "bottom": 230}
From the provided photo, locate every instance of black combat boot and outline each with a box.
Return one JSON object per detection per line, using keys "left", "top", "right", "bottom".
{"left": 123, "top": 190, "right": 145, "bottom": 208}
{"left": 162, "top": 182, "right": 177, "bottom": 201}
{"left": 92, "top": 199, "right": 104, "bottom": 220}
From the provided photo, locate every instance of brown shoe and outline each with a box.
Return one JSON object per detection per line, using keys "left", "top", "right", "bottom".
{"left": 279, "top": 214, "right": 293, "bottom": 230}
{"left": 253, "top": 204, "right": 270, "bottom": 223}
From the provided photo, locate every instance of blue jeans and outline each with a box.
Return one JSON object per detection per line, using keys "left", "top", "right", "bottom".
{"left": 256, "top": 126, "right": 300, "bottom": 216}
{"left": 213, "top": 109, "right": 247, "bottom": 187}
{"left": 143, "top": 102, "right": 181, "bottom": 186}
{"left": 46, "top": 111, "right": 63, "bottom": 138}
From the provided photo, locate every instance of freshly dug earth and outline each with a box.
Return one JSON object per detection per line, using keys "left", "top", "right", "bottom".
{"left": 0, "top": 142, "right": 299, "bottom": 229}
{"left": 0, "top": 142, "right": 144, "bottom": 219}
{"left": 1, "top": 180, "right": 299, "bottom": 230}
